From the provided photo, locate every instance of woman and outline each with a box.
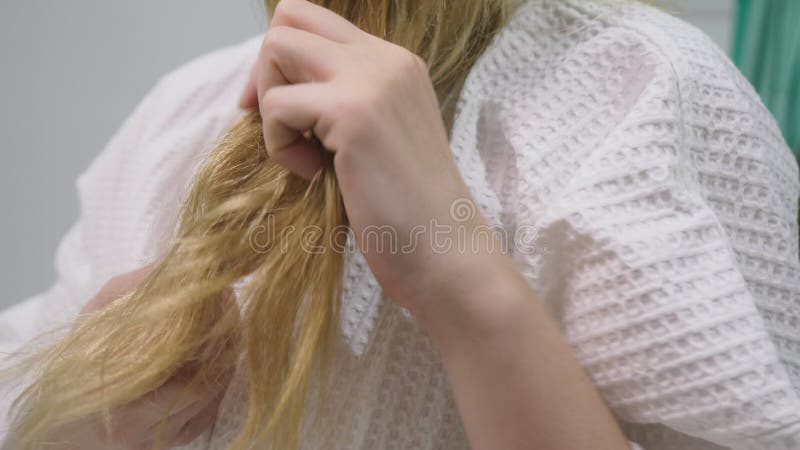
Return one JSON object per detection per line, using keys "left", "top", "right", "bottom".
{"left": 2, "top": 0, "right": 800, "bottom": 449}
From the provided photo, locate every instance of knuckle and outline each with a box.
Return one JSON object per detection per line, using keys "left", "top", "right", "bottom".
{"left": 263, "top": 26, "right": 290, "bottom": 50}
{"left": 397, "top": 48, "right": 425, "bottom": 73}
{"left": 272, "top": 0, "right": 297, "bottom": 21}
{"left": 413, "top": 54, "right": 429, "bottom": 73}
{"left": 259, "top": 88, "right": 281, "bottom": 113}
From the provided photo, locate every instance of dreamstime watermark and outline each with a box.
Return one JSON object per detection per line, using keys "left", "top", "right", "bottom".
{"left": 248, "top": 198, "right": 551, "bottom": 257}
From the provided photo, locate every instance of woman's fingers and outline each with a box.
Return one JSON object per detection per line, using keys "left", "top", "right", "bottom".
{"left": 238, "top": 1, "right": 366, "bottom": 177}
{"left": 240, "top": 26, "right": 336, "bottom": 110}
{"left": 170, "top": 388, "right": 227, "bottom": 446}
{"left": 271, "top": 0, "right": 362, "bottom": 44}
{"left": 261, "top": 83, "right": 326, "bottom": 147}
{"left": 111, "top": 371, "right": 230, "bottom": 448}
{"left": 145, "top": 384, "right": 224, "bottom": 447}
{"left": 121, "top": 377, "right": 204, "bottom": 432}
{"left": 256, "top": 26, "right": 342, "bottom": 95}
{"left": 272, "top": 135, "right": 325, "bottom": 180}
{"left": 69, "top": 271, "right": 238, "bottom": 449}
{"left": 240, "top": 0, "right": 361, "bottom": 110}
{"left": 249, "top": 24, "right": 341, "bottom": 122}
{"left": 259, "top": 83, "right": 332, "bottom": 178}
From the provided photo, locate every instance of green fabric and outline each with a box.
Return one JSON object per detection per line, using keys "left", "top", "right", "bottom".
{"left": 733, "top": 0, "right": 800, "bottom": 152}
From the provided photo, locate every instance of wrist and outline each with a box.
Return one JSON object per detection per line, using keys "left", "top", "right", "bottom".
{"left": 413, "top": 251, "right": 537, "bottom": 348}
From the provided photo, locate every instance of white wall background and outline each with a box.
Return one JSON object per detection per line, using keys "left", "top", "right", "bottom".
{"left": 0, "top": 1, "right": 265, "bottom": 308}
{"left": 0, "top": 0, "right": 734, "bottom": 310}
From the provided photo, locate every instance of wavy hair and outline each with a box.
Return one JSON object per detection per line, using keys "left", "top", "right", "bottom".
{"left": 3, "top": 1, "right": 511, "bottom": 449}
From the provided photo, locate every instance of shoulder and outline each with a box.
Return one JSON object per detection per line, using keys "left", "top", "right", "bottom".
{"left": 492, "top": 0, "right": 728, "bottom": 121}
{"left": 488, "top": 6, "right": 800, "bottom": 446}
{"left": 496, "top": 0, "right": 787, "bottom": 143}
{"left": 485, "top": 0, "right": 794, "bottom": 204}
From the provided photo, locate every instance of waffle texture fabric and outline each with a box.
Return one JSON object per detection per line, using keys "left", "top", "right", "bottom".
{"left": 2, "top": 1, "right": 800, "bottom": 449}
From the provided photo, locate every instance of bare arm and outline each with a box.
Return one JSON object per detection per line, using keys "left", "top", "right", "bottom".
{"left": 417, "top": 254, "right": 631, "bottom": 450}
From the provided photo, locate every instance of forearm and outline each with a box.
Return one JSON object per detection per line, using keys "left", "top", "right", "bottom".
{"left": 417, "top": 255, "right": 630, "bottom": 450}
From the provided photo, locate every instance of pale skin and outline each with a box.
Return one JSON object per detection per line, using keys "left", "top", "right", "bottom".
{"left": 54, "top": 0, "right": 633, "bottom": 448}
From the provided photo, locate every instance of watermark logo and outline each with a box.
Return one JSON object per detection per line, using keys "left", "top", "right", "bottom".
{"left": 247, "top": 198, "right": 550, "bottom": 256}
{"left": 450, "top": 198, "right": 476, "bottom": 223}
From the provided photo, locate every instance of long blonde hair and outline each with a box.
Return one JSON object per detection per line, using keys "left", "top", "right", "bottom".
{"left": 4, "top": 1, "right": 512, "bottom": 449}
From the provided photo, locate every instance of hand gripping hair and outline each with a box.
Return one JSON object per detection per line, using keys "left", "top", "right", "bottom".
{"left": 3, "top": 1, "right": 510, "bottom": 449}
